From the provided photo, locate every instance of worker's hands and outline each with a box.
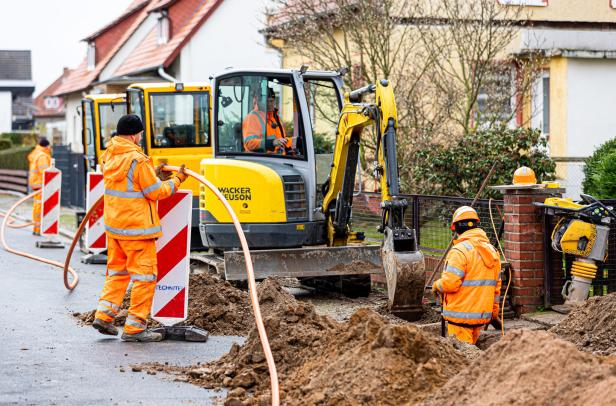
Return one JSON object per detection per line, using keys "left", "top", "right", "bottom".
{"left": 273, "top": 137, "right": 287, "bottom": 148}
{"left": 175, "top": 164, "right": 188, "bottom": 183}
{"left": 490, "top": 317, "right": 503, "bottom": 331}
{"left": 155, "top": 164, "right": 172, "bottom": 181}
{"left": 431, "top": 281, "right": 441, "bottom": 297}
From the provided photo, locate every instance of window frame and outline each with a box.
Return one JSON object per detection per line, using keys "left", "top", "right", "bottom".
{"left": 148, "top": 90, "right": 212, "bottom": 149}
{"left": 498, "top": 0, "right": 548, "bottom": 6}
{"left": 82, "top": 99, "right": 97, "bottom": 167}
{"left": 97, "top": 101, "right": 126, "bottom": 151}
{"left": 214, "top": 72, "right": 308, "bottom": 161}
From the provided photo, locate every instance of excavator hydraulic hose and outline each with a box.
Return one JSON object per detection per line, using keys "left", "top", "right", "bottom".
{"left": 0, "top": 190, "right": 80, "bottom": 290}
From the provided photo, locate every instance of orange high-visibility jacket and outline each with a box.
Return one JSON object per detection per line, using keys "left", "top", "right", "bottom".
{"left": 433, "top": 228, "right": 501, "bottom": 326}
{"left": 100, "top": 136, "right": 181, "bottom": 240}
{"left": 242, "top": 109, "right": 291, "bottom": 153}
{"left": 27, "top": 145, "right": 51, "bottom": 190}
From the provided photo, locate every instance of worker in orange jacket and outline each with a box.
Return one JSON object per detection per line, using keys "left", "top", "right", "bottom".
{"left": 242, "top": 87, "right": 292, "bottom": 154}
{"left": 432, "top": 206, "right": 502, "bottom": 345}
{"left": 92, "top": 114, "right": 187, "bottom": 342}
{"left": 27, "top": 138, "right": 52, "bottom": 235}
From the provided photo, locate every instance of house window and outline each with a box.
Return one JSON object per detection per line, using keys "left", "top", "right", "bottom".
{"left": 498, "top": 0, "right": 548, "bottom": 6}
{"left": 542, "top": 75, "right": 550, "bottom": 135}
{"left": 611, "top": 0, "right": 616, "bottom": 9}
{"left": 157, "top": 11, "right": 170, "bottom": 45}
{"left": 476, "top": 65, "right": 515, "bottom": 126}
{"left": 87, "top": 43, "right": 96, "bottom": 70}
{"left": 531, "top": 72, "right": 550, "bottom": 135}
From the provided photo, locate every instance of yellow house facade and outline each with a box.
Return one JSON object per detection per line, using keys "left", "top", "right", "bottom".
{"left": 270, "top": 0, "right": 616, "bottom": 198}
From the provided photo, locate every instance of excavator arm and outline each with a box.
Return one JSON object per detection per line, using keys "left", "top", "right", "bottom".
{"left": 321, "top": 80, "right": 426, "bottom": 320}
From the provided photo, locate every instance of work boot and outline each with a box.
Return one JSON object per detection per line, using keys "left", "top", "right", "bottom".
{"left": 121, "top": 329, "right": 164, "bottom": 342}
{"left": 92, "top": 318, "right": 118, "bottom": 336}
{"left": 32, "top": 231, "right": 40, "bottom": 236}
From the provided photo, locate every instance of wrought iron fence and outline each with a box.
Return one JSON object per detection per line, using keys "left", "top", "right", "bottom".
{"left": 352, "top": 192, "right": 504, "bottom": 254}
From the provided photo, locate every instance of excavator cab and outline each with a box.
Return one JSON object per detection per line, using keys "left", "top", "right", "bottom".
{"left": 198, "top": 69, "right": 425, "bottom": 318}
{"left": 81, "top": 94, "right": 126, "bottom": 170}
{"left": 127, "top": 82, "right": 212, "bottom": 248}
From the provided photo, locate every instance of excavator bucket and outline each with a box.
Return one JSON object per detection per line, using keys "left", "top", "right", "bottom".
{"left": 381, "top": 228, "right": 426, "bottom": 321}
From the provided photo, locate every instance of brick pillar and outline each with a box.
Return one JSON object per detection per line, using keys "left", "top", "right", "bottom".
{"left": 503, "top": 188, "right": 562, "bottom": 315}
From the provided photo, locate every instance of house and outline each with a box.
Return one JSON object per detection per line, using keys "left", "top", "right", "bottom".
{"left": 55, "top": 0, "right": 279, "bottom": 152}
{"left": 267, "top": 0, "right": 616, "bottom": 198}
{"left": 0, "top": 50, "right": 35, "bottom": 132}
{"left": 33, "top": 68, "right": 73, "bottom": 145}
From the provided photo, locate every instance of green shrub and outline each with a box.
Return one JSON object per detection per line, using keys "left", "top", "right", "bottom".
{"left": 411, "top": 126, "right": 555, "bottom": 198}
{"left": 313, "top": 132, "right": 334, "bottom": 154}
{"left": 589, "top": 151, "right": 616, "bottom": 198}
{"left": 0, "top": 139, "right": 12, "bottom": 150}
{"left": 0, "top": 146, "right": 35, "bottom": 170}
{"left": 583, "top": 137, "right": 616, "bottom": 197}
{"left": 0, "top": 132, "right": 38, "bottom": 147}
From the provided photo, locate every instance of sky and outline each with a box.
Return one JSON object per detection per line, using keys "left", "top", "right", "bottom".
{"left": 0, "top": 0, "right": 133, "bottom": 96}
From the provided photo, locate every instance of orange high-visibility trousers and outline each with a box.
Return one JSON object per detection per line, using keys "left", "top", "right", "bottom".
{"left": 95, "top": 238, "right": 158, "bottom": 334}
{"left": 32, "top": 191, "right": 41, "bottom": 234}
{"left": 447, "top": 323, "right": 483, "bottom": 345}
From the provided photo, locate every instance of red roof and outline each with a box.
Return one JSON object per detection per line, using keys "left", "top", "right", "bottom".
{"left": 113, "top": 0, "right": 223, "bottom": 77}
{"left": 54, "top": 1, "right": 150, "bottom": 95}
{"left": 33, "top": 68, "right": 72, "bottom": 117}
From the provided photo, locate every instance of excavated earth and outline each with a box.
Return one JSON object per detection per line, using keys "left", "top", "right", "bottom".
{"left": 422, "top": 329, "right": 616, "bottom": 406}
{"left": 74, "top": 272, "right": 254, "bottom": 335}
{"left": 141, "top": 278, "right": 469, "bottom": 405}
{"left": 550, "top": 293, "right": 616, "bottom": 356}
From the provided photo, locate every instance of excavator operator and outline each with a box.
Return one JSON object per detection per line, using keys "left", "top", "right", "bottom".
{"left": 432, "top": 206, "right": 502, "bottom": 345}
{"left": 92, "top": 114, "right": 187, "bottom": 342}
{"left": 27, "top": 137, "right": 52, "bottom": 236}
{"left": 242, "top": 87, "right": 291, "bottom": 154}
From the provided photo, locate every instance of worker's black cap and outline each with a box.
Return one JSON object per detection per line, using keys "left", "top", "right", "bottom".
{"left": 38, "top": 137, "right": 50, "bottom": 147}
{"left": 116, "top": 114, "right": 144, "bottom": 136}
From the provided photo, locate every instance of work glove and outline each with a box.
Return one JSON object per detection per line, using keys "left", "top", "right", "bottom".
{"left": 273, "top": 137, "right": 287, "bottom": 148}
{"left": 489, "top": 317, "right": 503, "bottom": 331}
{"left": 155, "top": 164, "right": 172, "bottom": 181}
{"left": 432, "top": 281, "right": 441, "bottom": 297}
{"left": 175, "top": 164, "right": 188, "bottom": 183}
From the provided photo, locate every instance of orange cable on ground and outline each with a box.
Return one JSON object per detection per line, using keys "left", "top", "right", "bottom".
{"left": 163, "top": 166, "right": 280, "bottom": 406}
{"left": 0, "top": 190, "right": 80, "bottom": 290}
{"left": 0, "top": 209, "right": 33, "bottom": 228}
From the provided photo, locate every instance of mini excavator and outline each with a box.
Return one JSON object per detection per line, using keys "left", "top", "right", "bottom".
{"left": 537, "top": 194, "right": 616, "bottom": 311}
{"left": 194, "top": 68, "right": 426, "bottom": 320}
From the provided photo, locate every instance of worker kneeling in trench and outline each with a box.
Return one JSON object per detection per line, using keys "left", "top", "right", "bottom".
{"left": 92, "top": 114, "right": 187, "bottom": 342}
{"left": 432, "top": 206, "right": 502, "bottom": 345}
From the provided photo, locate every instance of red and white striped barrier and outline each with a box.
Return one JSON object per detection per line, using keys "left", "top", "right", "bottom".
{"left": 151, "top": 190, "right": 192, "bottom": 326}
{"left": 85, "top": 172, "right": 106, "bottom": 252}
{"left": 40, "top": 166, "right": 61, "bottom": 236}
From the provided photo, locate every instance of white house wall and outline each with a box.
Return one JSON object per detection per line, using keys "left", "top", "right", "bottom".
{"left": 520, "top": 28, "right": 616, "bottom": 52}
{"left": 0, "top": 92, "right": 11, "bottom": 133}
{"left": 178, "top": 0, "right": 280, "bottom": 81}
{"left": 64, "top": 94, "right": 82, "bottom": 152}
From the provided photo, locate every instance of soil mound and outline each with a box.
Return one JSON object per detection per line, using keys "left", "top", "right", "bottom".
{"left": 74, "top": 273, "right": 254, "bottom": 335}
{"left": 284, "top": 308, "right": 468, "bottom": 405}
{"left": 148, "top": 279, "right": 467, "bottom": 405}
{"left": 550, "top": 293, "right": 616, "bottom": 355}
{"left": 423, "top": 329, "right": 616, "bottom": 406}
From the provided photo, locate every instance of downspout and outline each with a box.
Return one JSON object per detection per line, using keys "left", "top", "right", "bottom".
{"left": 158, "top": 66, "right": 177, "bottom": 82}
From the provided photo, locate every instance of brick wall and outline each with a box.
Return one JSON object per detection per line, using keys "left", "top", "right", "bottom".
{"left": 503, "top": 188, "right": 562, "bottom": 314}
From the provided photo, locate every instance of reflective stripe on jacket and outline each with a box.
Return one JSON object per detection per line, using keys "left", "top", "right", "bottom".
{"left": 433, "top": 228, "right": 501, "bottom": 326}
{"left": 27, "top": 145, "right": 51, "bottom": 189}
{"left": 242, "top": 110, "right": 291, "bottom": 153}
{"left": 101, "top": 136, "right": 180, "bottom": 240}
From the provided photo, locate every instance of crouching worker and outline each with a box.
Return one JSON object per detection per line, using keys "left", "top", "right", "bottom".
{"left": 432, "top": 206, "right": 502, "bottom": 345}
{"left": 92, "top": 114, "right": 187, "bottom": 342}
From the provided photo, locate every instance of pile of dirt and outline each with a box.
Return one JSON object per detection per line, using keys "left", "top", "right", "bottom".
{"left": 375, "top": 303, "right": 442, "bottom": 324}
{"left": 74, "top": 273, "right": 254, "bottom": 335}
{"left": 146, "top": 278, "right": 468, "bottom": 405}
{"left": 423, "top": 329, "right": 616, "bottom": 406}
{"left": 550, "top": 293, "right": 616, "bottom": 355}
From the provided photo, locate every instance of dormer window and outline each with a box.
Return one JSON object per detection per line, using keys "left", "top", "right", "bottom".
{"left": 87, "top": 42, "right": 96, "bottom": 70}
{"left": 157, "top": 10, "right": 170, "bottom": 45}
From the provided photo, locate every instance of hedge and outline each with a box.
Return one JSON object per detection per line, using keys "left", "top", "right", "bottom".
{"left": 0, "top": 132, "right": 38, "bottom": 147}
{"left": 0, "top": 139, "right": 11, "bottom": 150}
{"left": 0, "top": 146, "right": 35, "bottom": 170}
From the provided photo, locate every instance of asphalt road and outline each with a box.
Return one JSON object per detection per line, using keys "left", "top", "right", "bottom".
{"left": 0, "top": 225, "right": 241, "bottom": 405}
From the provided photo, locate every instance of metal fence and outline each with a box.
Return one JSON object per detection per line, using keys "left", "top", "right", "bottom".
{"left": 552, "top": 157, "right": 586, "bottom": 200}
{"left": 352, "top": 192, "right": 504, "bottom": 254}
{"left": 53, "top": 145, "right": 86, "bottom": 208}
{"left": 543, "top": 199, "right": 616, "bottom": 307}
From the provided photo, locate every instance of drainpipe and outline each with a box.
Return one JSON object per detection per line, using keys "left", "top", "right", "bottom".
{"left": 158, "top": 66, "right": 177, "bottom": 82}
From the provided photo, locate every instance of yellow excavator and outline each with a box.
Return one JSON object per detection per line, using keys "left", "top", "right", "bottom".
{"left": 126, "top": 82, "right": 212, "bottom": 248}
{"left": 81, "top": 94, "right": 127, "bottom": 170}
{"left": 194, "top": 68, "right": 426, "bottom": 320}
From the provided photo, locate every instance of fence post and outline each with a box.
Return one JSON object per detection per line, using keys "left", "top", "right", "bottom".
{"left": 412, "top": 195, "right": 420, "bottom": 246}
{"left": 501, "top": 187, "right": 563, "bottom": 315}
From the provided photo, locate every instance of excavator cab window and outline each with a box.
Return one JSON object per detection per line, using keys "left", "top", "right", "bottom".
{"left": 98, "top": 102, "right": 126, "bottom": 149}
{"left": 215, "top": 74, "right": 305, "bottom": 159}
{"left": 148, "top": 92, "right": 210, "bottom": 148}
{"left": 127, "top": 89, "right": 147, "bottom": 151}
{"left": 82, "top": 100, "right": 96, "bottom": 169}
